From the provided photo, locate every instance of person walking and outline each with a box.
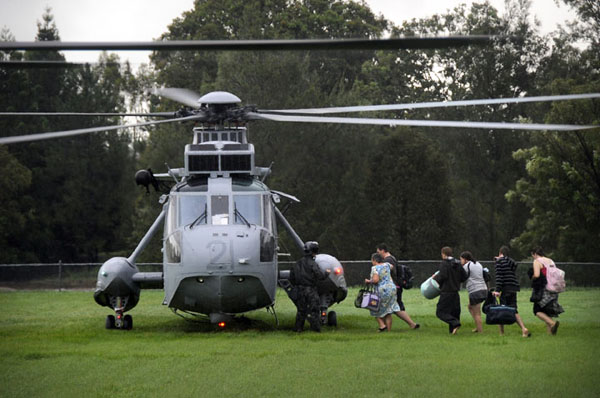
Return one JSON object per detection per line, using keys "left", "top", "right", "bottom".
{"left": 289, "top": 241, "right": 330, "bottom": 332}
{"left": 460, "top": 251, "right": 487, "bottom": 333}
{"left": 493, "top": 246, "right": 530, "bottom": 337}
{"left": 376, "top": 243, "right": 419, "bottom": 330}
{"left": 433, "top": 246, "right": 468, "bottom": 335}
{"left": 365, "top": 252, "right": 400, "bottom": 332}
{"left": 531, "top": 247, "right": 563, "bottom": 335}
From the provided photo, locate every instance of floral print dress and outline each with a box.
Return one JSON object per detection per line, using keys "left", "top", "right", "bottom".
{"left": 370, "top": 263, "right": 400, "bottom": 317}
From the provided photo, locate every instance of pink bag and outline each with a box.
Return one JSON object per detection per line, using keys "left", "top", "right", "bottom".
{"left": 543, "top": 258, "right": 566, "bottom": 293}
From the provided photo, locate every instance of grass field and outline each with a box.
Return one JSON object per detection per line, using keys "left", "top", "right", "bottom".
{"left": 1, "top": 287, "right": 599, "bottom": 397}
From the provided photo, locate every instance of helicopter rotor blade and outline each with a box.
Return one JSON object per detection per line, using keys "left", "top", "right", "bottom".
{"left": 0, "top": 114, "right": 204, "bottom": 145}
{"left": 0, "top": 111, "right": 177, "bottom": 117}
{"left": 0, "top": 36, "right": 503, "bottom": 52}
{"left": 153, "top": 88, "right": 202, "bottom": 108}
{"left": 249, "top": 113, "right": 597, "bottom": 131}
{"left": 261, "top": 93, "right": 600, "bottom": 114}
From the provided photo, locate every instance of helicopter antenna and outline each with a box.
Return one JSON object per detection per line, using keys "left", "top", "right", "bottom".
{"left": 261, "top": 162, "right": 274, "bottom": 183}
{"left": 165, "top": 163, "right": 180, "bottom": 184}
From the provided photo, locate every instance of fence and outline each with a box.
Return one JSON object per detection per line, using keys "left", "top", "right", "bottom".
{"left": 1, "top": 260, "right": 599, "bottom": 290}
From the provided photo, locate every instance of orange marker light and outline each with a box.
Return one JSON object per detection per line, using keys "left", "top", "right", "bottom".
{"left": 218, "top": 322, "right": 226, "bottom": 328}
{"left": 334, "top": 267, "right": 343, "bottom": 275}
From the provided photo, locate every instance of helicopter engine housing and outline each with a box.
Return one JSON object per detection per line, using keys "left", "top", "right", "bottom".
{"left": 94, "top": 257, "right": 141, "bottom": 312}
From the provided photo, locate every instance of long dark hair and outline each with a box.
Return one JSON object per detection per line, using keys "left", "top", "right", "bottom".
{"left": 460, "top": 251, "right": 475, "bottom": 263}
{"left": 531, "top": 247, "right": 545, "bottom": 256}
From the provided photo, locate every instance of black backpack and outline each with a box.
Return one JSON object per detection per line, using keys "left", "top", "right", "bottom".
{"left": 399, "top": 263, "right": 414, "bottom": 289}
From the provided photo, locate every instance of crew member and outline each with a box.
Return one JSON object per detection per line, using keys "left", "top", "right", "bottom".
{"left": 290, "top": 241, "right": 330, "bottom": 332}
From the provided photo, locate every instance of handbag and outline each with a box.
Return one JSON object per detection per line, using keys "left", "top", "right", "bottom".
{"left": 484, "top": 293, "right": 517, "bottom": 325}
{"left": 359, "top": 285, "right": 380, "bottom": 311}
{"left": 354, "top": 287, "right": 369, "bottom": 308}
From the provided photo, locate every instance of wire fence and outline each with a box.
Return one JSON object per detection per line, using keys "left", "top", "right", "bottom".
{"left": 1, "top": 260, "right": 599, "bottom": 290}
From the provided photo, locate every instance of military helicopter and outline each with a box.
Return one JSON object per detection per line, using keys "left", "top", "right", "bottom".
{"left": 1, "top": 38, "right": 598, "bottom": 330}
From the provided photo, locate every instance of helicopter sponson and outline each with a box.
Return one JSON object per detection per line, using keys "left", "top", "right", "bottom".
{"left": 93, "top": 257, "right": 144, "bottom": 329}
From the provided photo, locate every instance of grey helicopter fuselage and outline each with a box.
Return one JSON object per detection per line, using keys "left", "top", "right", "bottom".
{"left": 163, "top": 171, "right": 278, "bottom": 321}
{"left": 94, "top": 117, "right": 347, "bottom": 329}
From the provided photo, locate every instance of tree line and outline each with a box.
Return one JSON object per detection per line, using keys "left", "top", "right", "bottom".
{"left": 0, "top": 0, "right": 598, "bottom": 264}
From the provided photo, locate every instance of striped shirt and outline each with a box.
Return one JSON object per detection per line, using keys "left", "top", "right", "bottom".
{"left": 495, "top": 256, "right": 520, "bottom": 292}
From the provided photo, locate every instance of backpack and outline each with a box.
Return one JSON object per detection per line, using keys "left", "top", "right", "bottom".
{"left": 544, "top": 259, "right": 566, "bottom": 293}
{"left": 399, "top": 264, "right": 414, "bottom": 289}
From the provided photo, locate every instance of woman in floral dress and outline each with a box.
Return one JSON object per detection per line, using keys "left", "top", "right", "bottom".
{"left": 365, "top": 252, "right": 401, "bottom": 331}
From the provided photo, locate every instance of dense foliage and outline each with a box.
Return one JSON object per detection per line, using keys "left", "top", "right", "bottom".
{"left": 0, "top": 1, "right": 598, "bottom": 263}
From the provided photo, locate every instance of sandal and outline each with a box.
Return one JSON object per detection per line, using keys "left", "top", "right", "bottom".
{"left": 551, "top": 321, "right": 560, "bottom": 335}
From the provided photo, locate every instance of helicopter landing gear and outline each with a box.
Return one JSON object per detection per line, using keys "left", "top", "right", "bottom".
{"left": 105, "top": 296, "right": 133, "bottom": 330}
{"left": 327, "top": 311, "right": 337, "bottom": 327}
{"left": 320, "top": 308, "right": 337, "bottom": 327}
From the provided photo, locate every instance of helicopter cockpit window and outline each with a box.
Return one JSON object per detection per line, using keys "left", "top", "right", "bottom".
{"left": 211, "top": 195, "right": 229, "bottom": 225}
{"left": 234, "top": 195, "right": 261, "bottom": 226}
{"left": 179, "top": 195, "right": 208, "bottom": 227}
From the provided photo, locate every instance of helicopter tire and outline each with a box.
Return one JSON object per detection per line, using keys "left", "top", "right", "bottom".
{"left": 123, "top": 314, "right": 133, "bottom": 330}
{"left": 105, "top": 315, "right": 115, "bottom": 329}
{"left": 327, "top": 311, "right": 337, "bottom": 327}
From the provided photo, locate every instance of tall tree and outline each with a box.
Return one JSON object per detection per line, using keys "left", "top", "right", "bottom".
{"left": 0, "top": 10, "right": 137, "bottom": 262}
{"left": 505, "top": 0, "right": 600, "bottom": 260}
{"left": 354, "top": 1, "right": 544, "bottom": 258}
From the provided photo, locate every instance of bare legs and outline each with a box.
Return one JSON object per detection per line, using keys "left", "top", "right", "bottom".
{"left": 536, "top": 312, "right": 559, "bottom": 334}
{"left": 498, "top": 314, "right": 530, "bottom": 337}
{"left": 377, "top": 314, "right": 393, "bottom": 331}
{"left": 468, "top": 303, "right": 483, "bottom": 333}
{"left": 395, "top": 310, "right": 419, "bottom": 329}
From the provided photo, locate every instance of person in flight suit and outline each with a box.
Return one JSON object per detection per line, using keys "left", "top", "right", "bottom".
{"left": 290, "top": 241, "right": 330, "bottom": 332}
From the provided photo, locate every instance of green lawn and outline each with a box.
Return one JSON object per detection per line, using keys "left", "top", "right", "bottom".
{"left": 0, "top": 287, "right": 598, "bottom": 397}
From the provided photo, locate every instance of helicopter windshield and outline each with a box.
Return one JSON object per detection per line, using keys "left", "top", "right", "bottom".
{"left": 179, "top": 195, "right": 208, "bottom": 226}
{"left": 234, "top": 195, "right": 261, "bottom": 226}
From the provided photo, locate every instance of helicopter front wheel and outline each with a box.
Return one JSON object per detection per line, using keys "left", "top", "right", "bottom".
{"left": 123, "top": 314, "right": 133, "bottom": 330}
{"left": 105, "top": 315, "right": 115, "bottom": 329}
{"left": 327, "top": 311, "right": 337, "bottom": 327}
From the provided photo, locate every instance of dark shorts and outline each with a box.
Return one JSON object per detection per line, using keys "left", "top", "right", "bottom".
{"left": 469, "top": 290, "right": 487, "bottom": 306}
{"left": 500, "top": 291, "right": 519, "bottom": 313}
{"left": 396, "top": 287, "right": 405, "bottom": 311}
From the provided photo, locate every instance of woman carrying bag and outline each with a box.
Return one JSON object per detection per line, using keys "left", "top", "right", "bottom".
{"left": 365, "top": 252, "right": 400, "bottom": 332}
{"left": 531, "top": 247, "right": 564, "bottom": 335}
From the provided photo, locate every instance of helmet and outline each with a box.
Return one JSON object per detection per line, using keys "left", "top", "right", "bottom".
{"left": 303, "top": 241, "right": 319, "bottom": 254}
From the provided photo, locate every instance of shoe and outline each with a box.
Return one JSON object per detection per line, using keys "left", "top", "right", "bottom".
{"left": 551, "top": 321, "right": 560, "bottom": 335}
{"left": 451, "top": 325, "right": 460, "bottom": 335}
{"left": 411, "top": 323, "right": 420, "bottom": 330}
{"left": 522, "top": 329, "right": 531, "bottom": 338}
{"left": 378, "top": 326, "right": 388, "bottom": 332}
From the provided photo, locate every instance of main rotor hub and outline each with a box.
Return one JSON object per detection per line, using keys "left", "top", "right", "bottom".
{"left": 198, "top": 91, "right": 241, "bottom": 105}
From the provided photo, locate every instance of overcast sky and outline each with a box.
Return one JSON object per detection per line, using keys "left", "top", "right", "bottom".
{"left": 0, "top": 0, "right": 578, "bottom": 65}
